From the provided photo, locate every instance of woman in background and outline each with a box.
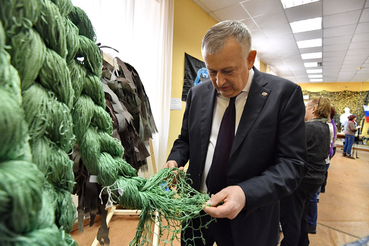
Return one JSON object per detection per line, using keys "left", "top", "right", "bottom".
{"left": 343, "top": 114, "right": 362, "bottom": 159}
{"left": 280, "top": 96, "right": 331, "bottom": 246}
{"left": 307, "top": 106, "right": 337, "bottom": 234}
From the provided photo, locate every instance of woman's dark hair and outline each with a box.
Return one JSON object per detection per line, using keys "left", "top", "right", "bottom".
{"left": 348, "top": 114, "right": 356, "bottom": 121}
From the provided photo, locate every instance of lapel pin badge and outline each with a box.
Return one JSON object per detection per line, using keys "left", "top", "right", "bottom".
{"left": 262, "top": 92, "right": 268, "bottom": 96}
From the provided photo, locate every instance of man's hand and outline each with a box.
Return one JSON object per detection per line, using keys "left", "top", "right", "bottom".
{"left": 203, "top": 186, "right": 246, "bottom": 220}
{"left": 163, "top": 160, "right": 184, "bottom": 170}
{"left": 162, "top": 160, "right": 184, "bottom": 186}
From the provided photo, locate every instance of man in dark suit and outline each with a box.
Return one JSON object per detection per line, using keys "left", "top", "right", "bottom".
{"left": 164, "top": 20, "right": 307, "bottom": 246}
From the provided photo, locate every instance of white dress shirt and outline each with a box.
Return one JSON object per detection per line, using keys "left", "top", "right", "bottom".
{"left": 200, "top": 69, "right": 254, "bottom": 193}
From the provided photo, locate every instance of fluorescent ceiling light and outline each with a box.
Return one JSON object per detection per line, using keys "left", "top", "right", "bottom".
{"left": 307, "top": 69, "right": 322, "bottom": 73}
{"left": 308, "top": 74, "right": 323, "bottom": 78}
{"left": 301, "top": 52, "right": 322, "bottom": 59}
{"left": 297, "top": 38, "right": 322, "bottom": 49}
{"left": 281, "top": 0, "right": 320, "bottom": 9}
{"left": 304, "top": 62, "right": 318, "bottom": 67}
{"left": 290, "top": 17, "right": 322, "bottom": 33}
{"left": 310, "top": 79, "right": 323, "bottom": 82}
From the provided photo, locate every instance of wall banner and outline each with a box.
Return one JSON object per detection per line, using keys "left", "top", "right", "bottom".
{"left": 182, "top": 53, "right": 211, "bottom": 101}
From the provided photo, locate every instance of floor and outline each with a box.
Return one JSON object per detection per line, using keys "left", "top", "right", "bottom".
{"left": 70, "top": 148, "right": 369, "bottom": 246}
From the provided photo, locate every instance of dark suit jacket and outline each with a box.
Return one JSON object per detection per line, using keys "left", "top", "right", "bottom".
{"left": 168, "top": 67, "right": 307, "bottom": 245}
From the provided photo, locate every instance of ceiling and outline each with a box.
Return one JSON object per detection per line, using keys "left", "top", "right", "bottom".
{"left": 192, "top": 0, "right": 369, "bottom": 84}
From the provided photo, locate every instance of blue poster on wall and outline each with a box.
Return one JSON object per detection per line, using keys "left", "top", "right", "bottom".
{"left": 182, "top": 53, "right": 211, "bottom": 101}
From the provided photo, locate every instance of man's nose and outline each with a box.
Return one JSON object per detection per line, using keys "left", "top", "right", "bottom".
{"left": 216, "top": 73, "right": 226, "bottom": 86}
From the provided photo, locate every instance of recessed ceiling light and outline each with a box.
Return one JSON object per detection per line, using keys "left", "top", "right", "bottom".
{"left": 281, "top": 0, "right": 320, "bottom": 9}
{"left": 310, "top": 79, "right": 323, "bottom": 82}
{"left": 307, "top": 69, "right": 322, "bottom": 73}
{"left": 308, "top": 74, "right": 323, "bottom": 78}
{"left": 297, "top": 38, "right": 322, "bottom": 49}
{"left": 301, "top": 52, "right": 322, "bottom": 59}
{"left": 290, "top": 17, "right": 322, "bottom": 33}
{"left": 304, "top": 62, "right": 318, "bottom": 67}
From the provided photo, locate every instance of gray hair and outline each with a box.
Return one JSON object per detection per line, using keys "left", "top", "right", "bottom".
{"left": 201, "top": 20, "right": 252, "bottom": 57}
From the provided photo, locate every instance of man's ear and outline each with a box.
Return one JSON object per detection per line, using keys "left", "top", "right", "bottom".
{"left": 247, "top": 50, "right": 257, "bottom": 70}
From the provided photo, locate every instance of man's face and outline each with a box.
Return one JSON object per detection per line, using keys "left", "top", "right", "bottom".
{"left": 203, "top": 38, "right": 256, "bottom": 98}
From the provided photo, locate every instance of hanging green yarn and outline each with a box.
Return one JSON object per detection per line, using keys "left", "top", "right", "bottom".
{"left": 83, "top": 73, "right": 106, "bottom": 107}
{"left": 65, "top": 18, "right": 80, "bottom": 64}
{"left": 0, "top": 223, "right": 70, "bottom": 246}
{"left": 31, "top": 137, "right": 75, "bottom": 192}
{"left": 6, "top": 27, "right": 46, "bottom": 91}
{"left": 77, "top": 35, "right": 102, "bottom": 78}
{"left": 0, "top": 20, "right": 4, "bottom": 50}
{"left": 72, "top": 95, "right": 94, "bottom": 139}
{"left": 22, "top": 83, "right": 49, "bottom": 142}
{"left": 67, "top": 59, "right": 86, "bottom": 102}
{"left": 91, "top": 106, "right": 114, "bottom": 135}
{"left": 54, "top": 188, "right": 77, "bottom": 233}
{"left": 68, "top": 6, "right": 96, "bottom": 41}
{"left": 0, "top": 0, "right": 40, "bottom": 35}
{"left": 0, "top": 49, "right": 22, "bottom": 105}
{"left": 45, "top": 97, "right": 75, "bottom": 152}
{"left": 23, "top": 83, "right": 75, "bottom": 152}
{"left": 0, "top": 88, "right": 30, "bottom": 162}
{"left": 50, "top": 0, "right": 74, "bottom": 17}
{"left": 0, "top": 161, "right": 44, "bottom": 234}
{"left": 38, "top": 48, "right": 74, "bottom": 108}
{"left": 1, "top": 1, "right": 77, "bottom": 245}
{"left": 34, "top": 0, "right": 67, "bottom": 59}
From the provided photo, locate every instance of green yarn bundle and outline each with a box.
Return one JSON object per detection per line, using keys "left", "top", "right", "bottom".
{"left": 1, "top": 1, "right": 212, "bottom": 245}
{"left": 0, "top": 18, "right": 71, "bottom": 245}
{"left": 0, "top": 0, "right": 77, "bottom": 244}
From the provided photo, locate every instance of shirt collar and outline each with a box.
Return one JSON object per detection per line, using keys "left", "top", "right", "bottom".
{"left": 242, "top": 68, "right": 254, "bottom": 93}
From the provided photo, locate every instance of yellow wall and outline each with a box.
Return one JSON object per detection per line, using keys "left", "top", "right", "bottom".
{"left": 166, "top": 0, "right": 217, "bottom": 158}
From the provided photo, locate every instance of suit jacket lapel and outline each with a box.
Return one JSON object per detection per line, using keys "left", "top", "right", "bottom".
{"left": 231, "top": 68, "right": 271, "bottom": 156}
{"left": 200, "top": 83, "right": 217, "bottom": 164}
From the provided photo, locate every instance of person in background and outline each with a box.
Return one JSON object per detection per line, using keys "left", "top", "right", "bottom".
{"left": 343, "top": 114, "right": 362, "bottom": 159}
{"left": 280, "top": 96, "right": 331, "bottom": 246}
{"left": 322, "top": 106, "right": 337, "bottom": 192}
{"left": 164, "top": 20, "right": 307, "bottom": 246}
{"left": 307, "top": 106, "right": 337, "bottom": 234}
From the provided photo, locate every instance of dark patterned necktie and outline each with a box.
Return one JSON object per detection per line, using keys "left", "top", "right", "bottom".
{"left": 206, "top": 96, "right": 236, "bottom": 194}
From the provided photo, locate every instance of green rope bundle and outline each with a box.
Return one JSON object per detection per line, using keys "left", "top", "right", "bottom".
{"left": 77, "top": 35, "right": 102, "bottom": 78}
{"left": 0, "top": 0, "right": 40, "bottom": 36}
{"left": 68, "top": 6, "right": 96, "bottom": 41}
{"left": 23, "top": 83, "right": 75, "bottom": 152}
{"left": 65, "top": 18, "right": 80, "bottom": 64}
{"left": 31, "top": 137, "right": 75, "bottom": 193}
{"left": 0, "top": 88, "right": 29, "bottom": 162}
{"left": 34, "top": 0, "right": 67, "bottom": 59}
{"left": 6, "top": 27, "right": 46, "bottom": 91}
{"left": 38, "top": 48, "right": 74, "bottom": 108}
{"left": 0, "top": 20, "right": 70, "bottom": 245}
{"left": 0, "top": 50, "right": 22, "bottom": 104}
{"left": 0, "top": 0, "right": 78, "bottom": 244}
{"left": 50, "top": 0, "right": 74, "bottom": 17}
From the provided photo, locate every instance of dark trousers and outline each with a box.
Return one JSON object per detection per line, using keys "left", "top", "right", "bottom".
{"left": 280, "top": 182, "right": 322, "bottom": 246}
{"left": 181, "top": 211, "right": 234, "bottom": 246}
